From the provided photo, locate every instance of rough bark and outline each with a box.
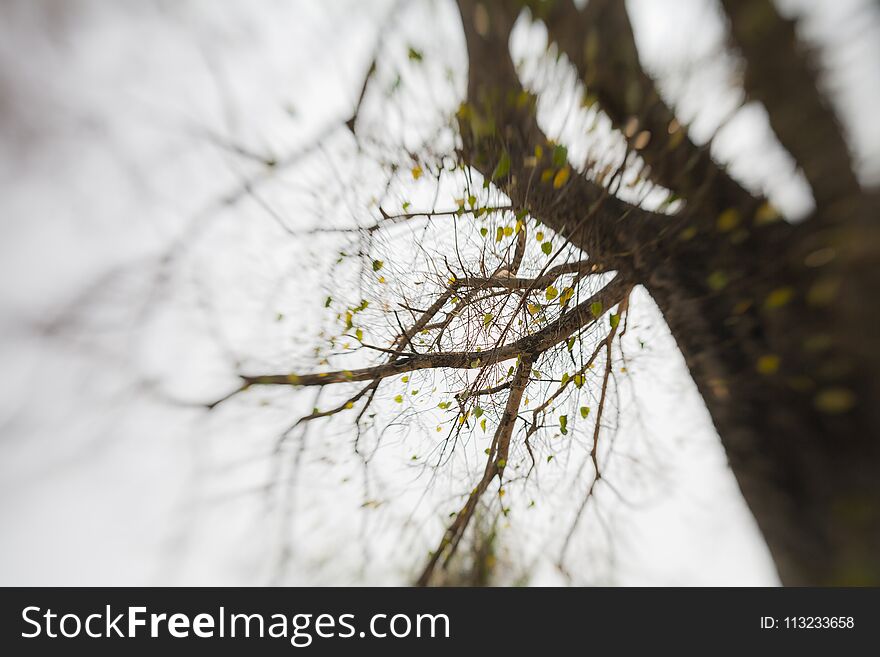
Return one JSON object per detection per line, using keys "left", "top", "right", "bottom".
{"left": 457, "top": 0, "right": 880, "bottom": 585}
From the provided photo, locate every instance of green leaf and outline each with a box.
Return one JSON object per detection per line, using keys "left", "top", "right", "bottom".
{"left": 541, "top": 241, "right": 552, "bottom": 255}
{"left": 552, "top": 144, "right": 568, "bottom": 167}
{"left": 566, "top": 336, "right": 576, "bottom": 351}
{"left": 483, "top": 312, "right": 493, "bottom": 328}
{"left": 559, "top": 415, "right": 568, "bottom": 435}
{"left": 372, "top": 260, "right": 384, "bottom": 272}
{"left": 580, "top": 406, "right": 590, "bottom": 419}
{"left": 394, "top": 395, "right": 403, "bottom": 403}
{"left": 480, "top": 227, "right": 488, "bottom": 237}
{"left": 590, "top": 301, "right": 603, "bottom": 317}
{"left": 545, "top": 286, "right": 558, "bottom": 301}
{"left": 496, "top": 226, "right": 504, "bottom": 243}
{"left": 355, "top": 328, "right": 363, "bottom": 341}
{"left": 438, "top": 401, "right": 450, "bottom": 410}
{"left": 474, "top": 407, "right": 484, "bottom": 418}
{"left": 491, "top": 152, "right": 511, "bottom": 180}
{"left": 480, "top": 418, "right": 487, "bottom": 432}
{"left": 573, "top": 374, "right": 584, "bottom": 389}
{"left": 609, "top": 313, "right": 620, "bottom": 329}
{"left": 407, "top": 46, "right": 423, "bottom": 61}
{"left": 707, "top": 271, "right": 728, "bottom": 291}
{"left": 560, "top": 372, "right": 570, "bottom": 386}
{"left": 324, "top": 296, "right": 332, "bottom": 308}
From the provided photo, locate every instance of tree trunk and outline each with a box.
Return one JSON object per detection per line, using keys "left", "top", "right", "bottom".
{"left": 641, "top": 201, "right": 880, "bottom": 585}
{"left": 455, "top": 0, "right": 880, "bottom": 585}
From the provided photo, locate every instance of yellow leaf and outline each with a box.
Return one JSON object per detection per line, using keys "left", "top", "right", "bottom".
{"left": 411, "top": 165, "right": 423, "bottom": 180}
{"left": 756, "top": 354, "right": 780, "bottom": 375}
{"left": 764, "top": 287, "right": 794, "bottom": 310}
{"left": 716, "top": 208, "right": 740, "bottom": 232}
{"left": 814, "top": 388, "right": 856, "bottom": 414}
{"left": 755, "top": 201, "right": 781, "bottom": 225}
{"left": 552, "top": 166, "right": 570, "bottom": 189}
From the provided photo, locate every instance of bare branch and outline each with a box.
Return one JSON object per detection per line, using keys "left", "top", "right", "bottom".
{"left": 720, "top": 0, "right": 861, "bottom": 212}
{"left": 542, "top": 0, "right": 760, "bottom": 217}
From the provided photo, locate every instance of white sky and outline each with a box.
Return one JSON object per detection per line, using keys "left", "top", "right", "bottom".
{"left": 0, "top": 0, "right": 876, "bottom": 585}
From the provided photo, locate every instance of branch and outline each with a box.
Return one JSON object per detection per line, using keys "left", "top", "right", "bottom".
{"left": 457, "top": 259, "right": 605, "bottom": 290}
{"left": 720, "top": 0, "right": 860, "bottom": 212}
{"left": 416, "top": 354, "right": 533, "bottom": 586}
{"left": 235, "top": 276, "right": 630, "bottom": 391}
{"left": 455, "top": 0, "right": 667, "bottom": 270}
{"left": 542, "top": 0, "right": 760, "bottom": 216}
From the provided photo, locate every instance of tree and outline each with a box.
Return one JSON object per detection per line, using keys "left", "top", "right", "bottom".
{"left": 198, "top": 0, "right": 880, "bottom": 586}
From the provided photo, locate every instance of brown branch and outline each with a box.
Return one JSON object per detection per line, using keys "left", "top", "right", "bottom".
{"left": 234, "top": 276, "right": 629, "bottom": 391}
{"left": 720, "top": 0, "right": 861, "bottom": 212}
{"left": 455, "top": 0, "right": 667, "bottom": 270}
{"left": 542, "top": 0, "right": 759, "bottom": 217}
{"left": 558, "top": 293, "right": 628, "bottom": 568}
{"left": 415, "top": 354, "right": 533, "bottom": 586}
{"left": 306, "top": 205, "right": 513, "bottom": 235}
{"left": 457, "top": 259, "right": 605, "bottom": 290}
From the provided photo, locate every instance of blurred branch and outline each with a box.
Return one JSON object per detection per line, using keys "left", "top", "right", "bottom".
{"left": 720, "top": 0, "right": 861, "bottom": 213}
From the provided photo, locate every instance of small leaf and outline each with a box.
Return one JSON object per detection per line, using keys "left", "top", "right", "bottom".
{"left": 355, "top": 327, "right": 363, "bottom": 341}
{"left": 483, "top": 312, "right": 494, "bottom": 328}
{"left": 707, "top": 271, "right": 728, "bottom": 291}
{"left": 496, "top": 226, "right": 504, "bottom": 243}
{"left": 480, "top": 418, "right": 487, "bottom": 432}
{"left": 438, "top": 401, "right": 450, "bottom": 410}
{"left": 492, "top": 152, "right": 511, "bottom": 180}
{"left": 411, "top": 165, "right": 423, "bottom": 180}
{"left": 573, "top": 374, "right": 584, "bottom": 389}
{"left": 552, "top": 166, "right": 570, "bottom": 189}
{"left": 407, "top": 46, "right": 423, "bottom": 61}
{"left": 394, "top": 394, "right": 403, "bottom": 403}
{"left": 545, "top": 286, "right": 559, "bottom": 301}
{"left": 580, "top": 406, "right": 590, "bottom": 419}
{"left": 559, "top": 415, "right": 568, "bottom": 435}
{"left": 474, "top": 407, "right": 484, "bottom": 418}
{"left": 541, "top": 241, "right": 553, "bottom": 255}
{"left": 764, "top": 287, "right": 794, "bottom": 310}
{"left": 535, "top": 231, "right": 545, "bottom": 242}
{"left": 756, "top": 354, "right": 780, "bottom": 375}
{"left": 716, "top": 208, "right": 740, "bottom": 232}
{"left": 552, "top": 144, "right": 568, "bottom": 167}
{"left": 324, "top": 296, "right": 332, "bottom": 308}
{"left": 372, "top": 260, "right": 384, "bottom": 272}
{"left": 559, "top": 286, "right": 574, "bottom": 307}
{"left": 814, "top": 387, "right": 856, "bottom": 414}
{"left": 590, "top": 301, "right": 603, "bottom": 317}
{"left": 610, "top": 313, "right": 620, "bottom": 329}
{"left": 754, "top": 201, "right": 781, "bottom": 225}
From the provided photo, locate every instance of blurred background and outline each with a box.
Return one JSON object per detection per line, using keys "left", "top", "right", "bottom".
{"left": 1, "top": 0, "right": 878, "bottom": 585}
